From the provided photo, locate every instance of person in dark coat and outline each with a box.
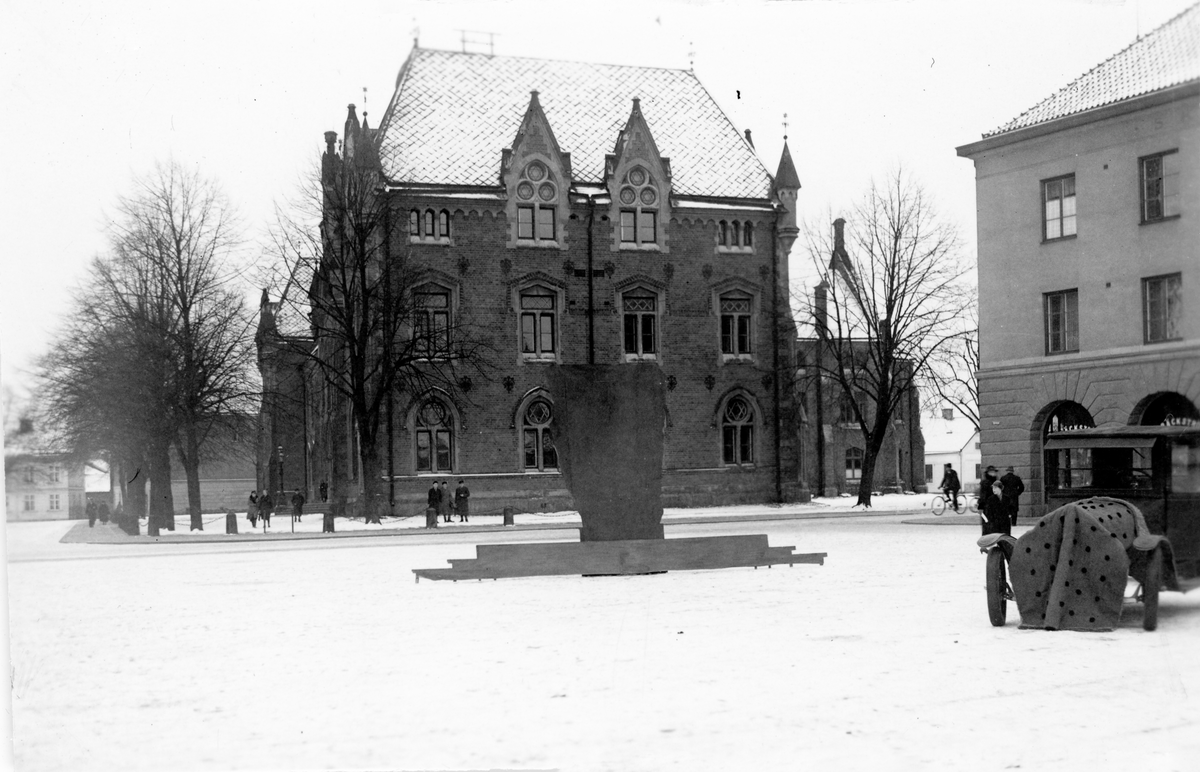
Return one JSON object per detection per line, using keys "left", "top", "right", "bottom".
{"left": 1000, "top": 466, "right": 1025, "bottom": 527}
{"left": 87, "top": 499, "right": 98, "bottom": 527}
{"left": 439, "top": 480, "right": 452, "bottom": 522}
{"left": 248, "top": 490, "right": 259, "bottom": 527}
{"left": 428, "top": 481, "right": 441, "bottom": 518}
{"left": 455, "top": 480, "right": 470, "bottom": 522}
{"left": 97, "top": 500, "right": 110, "bottom": 524}
{"left": 258, "top": 490, "right": 273, "bottom": 528}
{"left": 319, "top": 480, "right": 328, "bottom": 503}
{"left": 939, "top": 463, "right": 962, "bottom": 512}
{"left": 979, "top": 479, "right": 1010, "bottom": 536}
{"left": 290, "top": 489, "right": 306, "bottom": 523}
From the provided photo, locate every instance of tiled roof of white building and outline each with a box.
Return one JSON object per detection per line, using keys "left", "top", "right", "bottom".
{"left": 986, "top": 2, "right": 1200, "bottom": 138}
{"left": 375, "top": 48, "right": 774, "bottom": 199}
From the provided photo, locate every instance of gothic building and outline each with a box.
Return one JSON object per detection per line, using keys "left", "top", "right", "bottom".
{"left": 258, "top": 46, "right": 805, "bottom": 516}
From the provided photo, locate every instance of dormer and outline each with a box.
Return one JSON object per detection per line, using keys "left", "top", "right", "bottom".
{"left": 501, "top": 91, "right": 572, "bottom": 250}
{"left": 605, "top": 98, "right": 672, "bottom": 253}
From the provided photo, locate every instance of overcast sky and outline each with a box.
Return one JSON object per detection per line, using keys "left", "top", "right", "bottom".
{"left": 1, "top": 0, "right": 1195, "bottom": 398}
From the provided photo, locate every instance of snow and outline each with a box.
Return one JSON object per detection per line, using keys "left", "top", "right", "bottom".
{"left": 7, "top": 511, "right": 1199, "bottom": 771}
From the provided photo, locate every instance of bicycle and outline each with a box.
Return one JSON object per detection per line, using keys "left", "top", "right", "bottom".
{"left": 930, "top": 491, "right": 978, "bottom": 516}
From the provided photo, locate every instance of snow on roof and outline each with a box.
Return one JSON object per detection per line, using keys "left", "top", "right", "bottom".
{"left": 376, "top": 47, "right": 774, "bottom": 199}
{"left": 985, "top": 3, "right": 1200, "bottom": 138}
{"left": 922, "top": 413, "right": 979, "bottom": 455}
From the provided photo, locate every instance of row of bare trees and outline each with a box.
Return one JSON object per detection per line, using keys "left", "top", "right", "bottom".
{"left": 38, "top": 162, "right": 254, "bottom": 535}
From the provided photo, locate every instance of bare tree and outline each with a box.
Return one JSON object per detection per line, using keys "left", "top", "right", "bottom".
{"left": 38, "top": 162, "right": 254, "bottom": 534}
{"left": 264, "top": 136, "right": 494, "bottom": 523}
{"left": 798, "top": 170, "right": 971, "bottom": 506}
{"left": 922, "top": 296, "right": 980, "bottom": 432}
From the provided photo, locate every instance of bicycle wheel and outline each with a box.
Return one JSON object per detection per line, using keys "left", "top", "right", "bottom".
{"left": 931, "top": 495, "right": 946, "bottom": 516}
{"left": 986, "top": 549, "right": 1008, "bottom": 626}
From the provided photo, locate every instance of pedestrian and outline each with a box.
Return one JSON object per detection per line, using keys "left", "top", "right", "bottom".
{"left": 291, "top": 489, "right": 306, "bottom": 523}
{"left": 455, "top": 479, "right": 470, "bottom": 522}
{"left": 428, "top": 480, "right": 441, "bottom": 512}
{"left": 97, "top": 500, "right": 110, "bottom": 524}
{"left": 319, "top": 480, "right": 328, "bottom": 503}
{"left": 439, "top": 480, "right": 452, "bottom": 522}
{"left": 939, "top": 463, "right": 962, "bottom": 512}
{"left": 979, "top": 479, "right": 1010, "bottom": 536}
{"left": 1000, "top": 466, "right": 1025, "bottom": 527}
{"left": 248, "top": 490, "right": 259, "bottom": 527}
{"left": 87, "top": 499, "right": 98, "bottom": 527}
{"left": 258, "top": 489, "right": 273, "bottom": 529}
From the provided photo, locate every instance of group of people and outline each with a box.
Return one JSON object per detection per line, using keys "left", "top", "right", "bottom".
{"left": 85, "top": 498, "right": 110, "bottom": 527}
{"left": 246, "top": 488, "right": 308, "bottom": 528}
{"left": 938, "top": 462, "right": 1026, "bottom": 536}
{"left": 428, "top": 479, "right": 470, "bottom": 523}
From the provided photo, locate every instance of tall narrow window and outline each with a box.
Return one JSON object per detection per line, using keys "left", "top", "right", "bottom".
{"left": 845, "top": 448, "right": 863, "bottom": 481}
{"left": 513, "top": 162, "right": 558, "bottom": 245}
{"left": 414, "top": 399, "right": 453, "bottom": 473}
{"left": 49, "top": 465, "right": 61, "bottom": 483}
{"left": 23, "top": 465, "right": 34, "bottom": 483}
{"left": 742, "top": 222, "right": 754, "bottom": 247}
{"left": 23, "top": 495, "right": 34, "bottom": 511}
{"left": 720, "top": 292, "right": 753, "bottom": 357}
{"left": 423, "top": 210, "right": 435, "bottom": 239}
{"left": 718, "top": 220, "right": 729, "bottom": 246}
{"left": 721, "top": 396, "right": 755, "bottom": 465}
{"left": 415, "top": 286, "right": 450, "bottom": 357}
{"left": 409, "top": 209, "right": 419, "bottom": 237}
{"left": 522, "top": 399, "right": 557, "bottom": 471}
{"left": 520, "top": 286, "right": 557, "bottom": 360}
{"left": 536, "top": 206, "right": 555, "bottom": 241}
{"left": 48, "top": 494, "right": 61, "bottom": 511}
{"left": 1044, "top": 289, "right": 1079, "bottom": 354}
{"left": 1144, "top": 273, "right": 1182, "bottom": 343}
{"left": 438, "top": 210, "right": 451, "bottom": 239}
{"left": 622, "top": 291, "right": 658, "bottom": 359}
{"left": 1043, "top": 175, "right": 1077, "bottom": 240}
{"left": 620, "top": 211, "right": 636, "bottom": 243}
{"left": 1141, "top": 150, "right": 1179, "bottom": 222}
{"left": 616, "top": 166, "right": 659, "bottom": 247}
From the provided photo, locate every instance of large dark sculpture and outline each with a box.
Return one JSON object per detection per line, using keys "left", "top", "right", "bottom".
{"left": 547, "top": 364, "right": 665, "bottom": 542}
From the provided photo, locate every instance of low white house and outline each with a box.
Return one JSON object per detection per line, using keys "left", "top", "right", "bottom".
{"left": 923, "top": 407, "right": 982, "bottom": 493}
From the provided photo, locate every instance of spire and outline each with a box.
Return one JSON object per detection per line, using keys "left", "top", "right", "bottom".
{"left": 775, "top": 140, "right": 801, "bottom": 190}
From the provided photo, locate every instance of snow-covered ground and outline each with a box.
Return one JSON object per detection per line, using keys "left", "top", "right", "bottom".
{"left": 7, "top": 514, "right": 1198, "bottom": 771}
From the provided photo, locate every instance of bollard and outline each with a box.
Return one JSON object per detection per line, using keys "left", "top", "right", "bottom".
{"left": 225, "top": 511, "right": 238, "bottom": 534}
{"left": 503, "top": 506, "right": 515, "bottom": 526}
{"left": 323, "top": 512, "right": 336, "bottom": 533}
{"left": 426, "top": 507, "right": 438, "bottom": 528}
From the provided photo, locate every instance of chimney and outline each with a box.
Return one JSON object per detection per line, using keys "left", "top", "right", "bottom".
{"left": 833, "top": 218, "right": 846, "bottom": 254}
{"left": 814, "top": 281, "right": 828, "bottom": 338}
{"left": 744, "top": 128, "right": 754, "bottom": 148}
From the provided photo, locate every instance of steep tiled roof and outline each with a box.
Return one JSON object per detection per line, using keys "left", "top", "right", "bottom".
{"left": 986, "top": 3, "right": 1200, "bottom": 137}
{"left": 376, "top": 48, "right": 773, "bottom": 199}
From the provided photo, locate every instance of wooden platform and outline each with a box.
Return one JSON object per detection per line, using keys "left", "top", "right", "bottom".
{"left": 413, "top": 534, "right": 826, "bottom": 581}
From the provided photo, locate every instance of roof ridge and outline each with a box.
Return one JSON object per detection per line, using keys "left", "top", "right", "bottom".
{"left": 411, "top": 45, "right": 695, "bottom": 75}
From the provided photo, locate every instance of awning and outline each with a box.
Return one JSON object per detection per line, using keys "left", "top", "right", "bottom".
{"left": 1043, "top": 436, "right": 1158, "bottom": 450}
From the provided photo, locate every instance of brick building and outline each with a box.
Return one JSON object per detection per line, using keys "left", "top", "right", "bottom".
{"left": 258, "top": 46, "right": 805, "bottom": 515}
{"left": 957, "top": 5, "right": 1199, "bottom": 515}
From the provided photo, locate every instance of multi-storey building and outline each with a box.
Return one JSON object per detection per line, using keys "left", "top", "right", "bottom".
{"left": 258, "top": 46, "right": 805, "bottom": 515}
{"left": 957, "top": 5, "right": 1199, "bottom": 515}
{"left": 4, "top": 417, "right": 86, "bottom": 521}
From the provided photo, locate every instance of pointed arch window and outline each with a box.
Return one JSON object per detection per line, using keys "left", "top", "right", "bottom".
{"left": 415, "top": 398, "right": 454, "bottom": 473}
{"left": 717, "top": 219, "right": 755, "bottom": 253}
{"left": 409, "top": 208, "right": 451, "bottom": 243}
{"left": 522, "top": 399, "right": 558, "bottom": 471}
{"left": 722, "top": 395, "right": 755, "bottom": 466}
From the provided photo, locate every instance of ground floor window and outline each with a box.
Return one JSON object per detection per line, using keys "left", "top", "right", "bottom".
{"left": 523, "top": 399, "right": 557, "bottom": 471}
{"left": 722, "top": 396, "right": 754, "bottom": 465}
{"left": 846, "top": 448, "right": 863, "bottom": 481}
{"left": 415, "top": 399, "right": 453, "bottom": 473}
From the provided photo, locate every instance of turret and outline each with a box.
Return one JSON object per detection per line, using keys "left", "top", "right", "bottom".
{"left": 774, "top": 139, "right": 801, "bottom": 255}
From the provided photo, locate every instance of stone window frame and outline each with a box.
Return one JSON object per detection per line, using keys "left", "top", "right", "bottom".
{"left": 413, "top": 282, "right": 454, "bottom": 361}
{"left": 514, "top": 279, "right": 566, "bottom": 364}
{"left": 716, "top": 219, "right": 755, "bottom": 254}
{"left": 620, "top": 285, "right": 661, "bottom": 363}
{"left": 513, "top": 388, "right": 559, "bottom": 474}
{"left": 408, "top": 207, "right": 452, "bottom": 244}
{"left": 613, "top": 164, "right": 664, "bottom": 252}
{"left": 408, "top": 390, "right": 461, "bottom": 476}
{"left": 717, "top": 390, "right": 760, "bottom": 467}
{"left": 510, "top": 159, "right": 565, "bottom": 249}
{"left": 716, "top": 288, "right": 757, "bottom": 364}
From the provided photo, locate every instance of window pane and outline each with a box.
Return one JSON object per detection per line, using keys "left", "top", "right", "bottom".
{"left": 416, "top": 431, "right": 431, "bottom": 471}
{"left": 542, "top": 433, "right": 557, "bottom": 469}
{"left": 737, "top": 315, "right": 751, "bottom": 354}
{"left": 1062, "top": 177, "right": 1074, "bottom": 197}
{"left": 524, "top": 429, "right": 538, "bottom": 469}
{"left": 1062, "top": 213, "right": 1076, "bottom": 237}
{"left": 624, "top": 314, "right": 638, "bottom": 354}
{"left": 439, "top": 210, "right": 450, "bottom": 238}
{"left": 1045, "top": 199, "right": 1061, "bottom": 239}
{"left": 723, "top": 426, "right": 736, "bottom": 464}
{"left": 719, "top": 221, "right": 728, "bottom": 246}
{"left": 424, "top": 210, "right": 434, "bottom": 236}
{"left": 743, "top": 222, "right": 753, "bottom": 247}
{"left": 521, "top": 292, "right": 554, "bottom": 310}
{"left": 536, "top": 206, "right": 555, "bottom": 240}
{"left": 518, "top": 207, "right": 533, "bottom": 239}
{"left": 1065, "top": 291, "right": 1078, "bottom": 351}
{"left": 642, "top": 314, "right": 656, "bottom": 354}
{"left": 409, "top": 210, "right": 419, "bottom": 236}
{"left": 740, "top": 425, "right": 753, "bottom": 464}
{"left": 436, "top": 430, "right": 451, "bottom": 471}
{"left": 521, "top": 313, "right": 536, "bottom": 353}
{"left": 539, "top": 313, "right": 555, "bottom": 354}
{"left": 620, "top": 211, "right": 635, "bottom": 242}
{"left": 721, "top": 315, "right": 733, "bottom": 354}
{"left": 638, "top": 211, "right": 656, "bottom": 243}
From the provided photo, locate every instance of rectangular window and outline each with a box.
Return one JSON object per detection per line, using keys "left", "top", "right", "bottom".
{"left": 620, "top": 211, "right": 636, "bottom": 243}
{"left": 1043, "top": 175, "right": 1077, "bottom": 240}
{"left": 1144, "top": 273, "right": 1182, "bottom": 343}
{"left": 23, "top": 495, "right": 35, "bottom": 511}
{"left": 435, "top": 430, "right": 452, "bottom": 472}
{"left": 622, "top": 293, "right": 657, "bottom": 357}
{"left": 739, "top": 426, "right": 753, "bottom": 464}
{"left": 720, "top": 295, "right": 752, "bottom": 356}
{"left": 638, "top": 211, "right": 656, "bottom": 243}
{"left": 416, "top": 431, "right": 431, "bottom": 472}
{"left": 975, "top": 464, "right": 982, "bottom": 481}
{"left": 49, "top": 494, "right": 60, "bottom": 511}
{"left": 1141, "top": 150, "right": 1179, "bottom": 222}
{"left": 517, "top": 206, "right": 534, "bottom": 240}
{"left": 523, "top": 429, "right": 538, "bottom": 469}
{"left": 1044, "top": 289, "right": 1079, "bottom": 354}
{"left": 722, "top": 426, "right": 736, "bottom": 465}
{"left": 846, "top": 450, "right": 863, "bottom": 481}
{"left": 536, "top": 206, "right": 555, "bottom": 241}
{"left": 925, "top": 463, "right": 934, "bottom": 482}
{"left": 24, "top": 466, "right": 35, "bottom": 483}
{"left": 415, "top": 290, "right": 450, "bottom": 356}
{"left": 49, "top": 465, "right": 61, "bottom": 483}
{"left": 520, "top": 289, "right": 556, "bottom": 358}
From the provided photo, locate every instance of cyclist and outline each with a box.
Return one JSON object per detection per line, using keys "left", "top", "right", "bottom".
{"left": 938, "top": 463, "right": 961, "bottom": 512}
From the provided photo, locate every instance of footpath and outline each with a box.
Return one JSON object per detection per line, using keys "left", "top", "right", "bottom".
{"left": 61, "top": 494, "right": 983, "bottom": 545}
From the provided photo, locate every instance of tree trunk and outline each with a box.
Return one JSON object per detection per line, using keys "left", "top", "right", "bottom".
{"left": 178, "top": 427, "right": 204, "bottom": 531}
{"left": 147, "top": 438, "right": 175, "bottom": 536}
{"left": 120, "top": 455, "right": 148, "bottom": 535}
{"left": 359, "top": 441, "right": 385, "bottom": 525}
{"left": 856, "top": 424, "right": 889, "bottom": 507}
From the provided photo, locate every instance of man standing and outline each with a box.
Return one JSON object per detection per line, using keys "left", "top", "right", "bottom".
{"left": 1000, "top": 466, "right": 1026, "bottom": 527}
{"left": 428, "top": 480, "right": 441, "bottom": 526}
{"left": 939, "top": 463, "right": 962, "bottom": 512}
{"left": 291, "top": 489, "right": 306, "bottom": 523}
{"left": 455, "top": 480, "right": 470, "bottom": 523}
{"left": 439, "top": 480, "right": 452, "bottom": 522}
{"left": 258, "top": 490, "right": 273, "bottom": 529}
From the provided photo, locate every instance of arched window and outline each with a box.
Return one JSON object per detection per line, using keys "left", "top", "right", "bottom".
{"left": 722, "top": 395, "right": 755, "bottom": 466}
{"left": 438, "top": 210, "right": 451, "bottom": 240}
{"left": 718, "top": 220, "right": 728, "bottom": 246}
{"left": 409, "top": 209, "right": 419, "bottom": 238}
{"left": 423, "top": 210, "right": 435, "bottom": 239}
{"left": 743, "top": 221, "right": 754, "bottom": 247}
{"left": 731, "top": 221, "right": 741, "bottom": 247}
{"left": 522, "top": 399, "right": 557, "bottom": 471}
{"left": 515, "top": 161, "right": 557, "bottom": 243}
{"left": 617, "top": 166, "right": 658, "bottom": 247}
{"left": 415, "top": 399, "right": 453, "bottom": 473}
{"left": 519, "top": 284, "right": 557, "bottom": 360}
{"left": 1042, "top": 401, "right": 1094, "bottom": 491}
{"left": 846, "top": 447, "right": 864, "bottom": 481}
